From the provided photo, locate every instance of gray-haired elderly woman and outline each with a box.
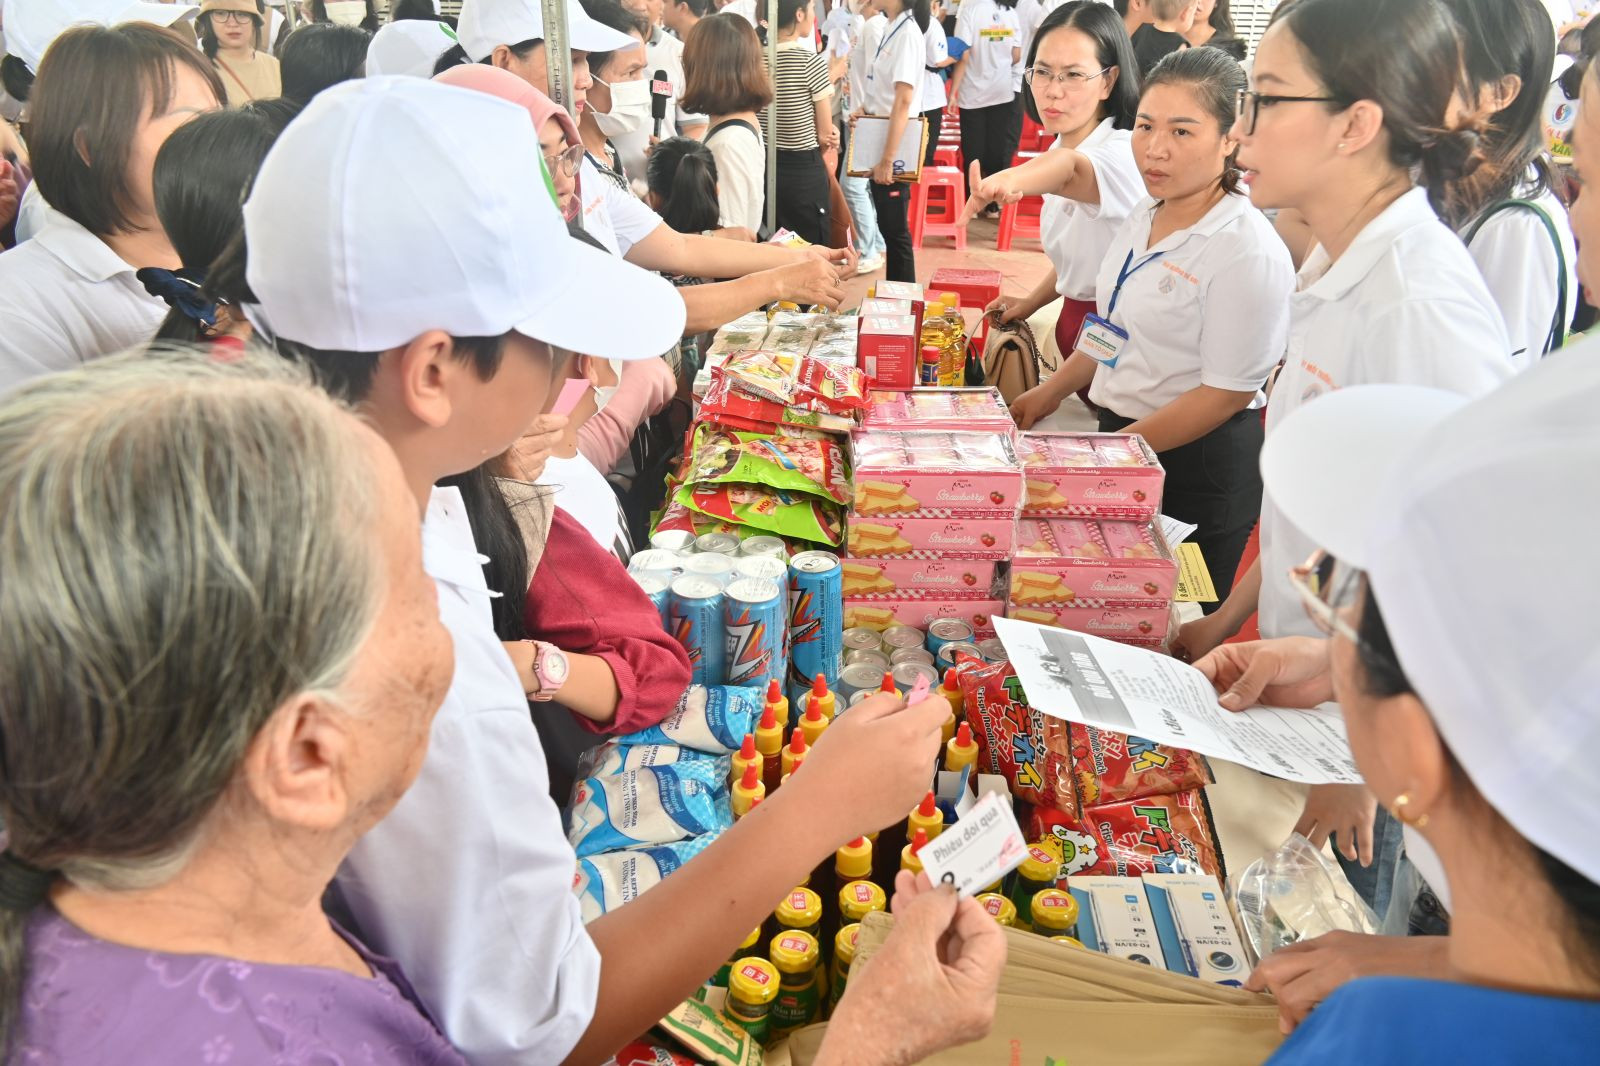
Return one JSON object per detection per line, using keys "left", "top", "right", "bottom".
{"left": 0, "top": 350, "right": 464, "bottom": 1063}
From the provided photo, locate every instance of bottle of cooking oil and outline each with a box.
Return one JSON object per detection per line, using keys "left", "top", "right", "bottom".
{"left": 919, "top": 307, "right": 951, "bottom": 388}
{"left": 939, "top": 292, "right": 966, "bottom": 386}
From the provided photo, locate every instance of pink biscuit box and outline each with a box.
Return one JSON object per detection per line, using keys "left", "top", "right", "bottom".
{"left": 858, "top": 315, "right": 919, "bottom": 391}
{"left": 1017, "top": 432, "right": 1165, "bottom": 520}
{"left": 1009, "top": 517, "right": 1177, "bottom": 606}
{"left": 1005, "top": 600, "right": 1173, "bottom": 646}
{"left": 845, "top": 595, "right": 1004, "bottom": 638}
{"left": 847, "top": 511, "right": 1017, "bottom": 561}
{"left": 860, "top": 387, "right": 1016, "bottom": 434}
{"left": 852, "top": 429, "right": 1025, "bottom": 516}
{"left": 841, "top": 557, "right": 999, "bottom": 597}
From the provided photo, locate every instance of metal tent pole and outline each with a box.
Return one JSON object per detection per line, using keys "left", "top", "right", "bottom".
{"left": 763, "top": 0, "right": 778, "bottom": 236}
{"left": 541, "top": 0, "right": 576, "bottom": 118}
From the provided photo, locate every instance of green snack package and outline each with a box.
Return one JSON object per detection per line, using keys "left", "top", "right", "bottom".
{"left": 687, "top": 426, "right": 852, "bottom": 506}
{"left": 675, "top": 483, "right": 844, "bottom": 546}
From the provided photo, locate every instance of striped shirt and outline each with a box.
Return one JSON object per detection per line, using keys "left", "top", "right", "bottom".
{"left": 763, "top": 38, "right": 834, "bottom": 151}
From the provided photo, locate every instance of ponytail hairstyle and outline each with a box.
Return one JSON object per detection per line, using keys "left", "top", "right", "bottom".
{"left": 912, "top": 0, "right": 932, "bottom": 33}
{"left": 1437, "top": 0, "right": 1557, "bottom": 228}
{"left": 1270, "top": 0, "right": 1484, "bottom": 206}
{"left": 1142, "top": 46, "right": 1247, "bottom": 195}
{"left": 646, "top": 136, "right": 723, "bottom": 234}
{"left": 1024, "top": 1, "right": 1141, "bottom": 129}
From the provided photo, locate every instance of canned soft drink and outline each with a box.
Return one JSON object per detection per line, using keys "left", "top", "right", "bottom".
{"left": 881, "top": 625, "right": 924, "bottom": 652}
{"left": 976, "top": 638, "right": 1008, "bottom": 663}
{"left": 632, "top": 573, "right": 671, "bottom": 628}
{"left": 892, "top": 661, "right": 938, "bottom": 694}
{"left": 683, "top": 552, "right": 736, "bottom": 587}
{"left": 739, "top": 535, "right": 788, "bottom": 558}
{"left": 848, "top": 689, "right": 876, "bottom": 708}
{"left": 695, "top": 531, "right": 743, "bottom": 556}
{"left": 668, "top": 575, "right": 726, "bottom": 686}
{"left": 786, "top": 551, "right": 844, "bottom": 708}
{"left": 628, "top": 548, "right": 686, "bottom": 577}
{"left": 845, "top": 649, "right": 891, "bottom": 672}
{"left": 926, "top": 619, "right": 975, "bottom": 657}
{"left": 937, "top": 641, "right": 985, "bottom": 671}
{"left": 838, "top": 662, "right": 888, "bottom": 700}
{"left": 889, "top": 647, "right": 936, "bottom": 668}
{"left": 734, "top": 555, "right": 789, "bottom": 582}
{"left": 650, "top": 530, "right": 697, "bottom": 552}
{"left": 723, "top": 578, "right": 787, "bottom": 691}
{"left": 842, "top": 627, "right": 884, "bottom": 654}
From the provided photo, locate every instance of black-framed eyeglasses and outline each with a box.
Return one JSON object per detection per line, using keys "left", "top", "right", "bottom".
{"left": 1024, "top": 65, "right": 1112, "bottom": 90}
{"left": 543, "top": 143, "right": 584, "bottom": 178}
{"left": 210, "top": 10, "right": 256, "bottom": 25}
{"left": 1235, "top": 89, "right": 1341, "bottom": 135}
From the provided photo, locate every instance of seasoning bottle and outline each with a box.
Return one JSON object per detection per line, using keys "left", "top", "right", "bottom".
{"left": 945, "top": 721, "right": 978, "bottom": 774}
{"left": 975, "top": 892, "right": 1017, "bottom": 927}
{"left": 755, "top": 698, "right": 785, "bottom": 793}
{"left": 763, "top": 678, "right": 790, "bottom": 729}
{"left": 774, "top": 886, "right": 823, "bottom": 940}
{"left": 834, "top": 838, "right": 873, "bottom": 894}
{"left": 838, "top": 879, "right": 887, "bottom": 924}
{"left": 829, "top": 924, "right": 862, "bottom": 1012}
{"left": 711, "top": 927, "right": 763, "bottom": 987}
{"left": 1051, "top": 935, "right": 1085, "bottom": 949}
{"left": 723, "top": 957, "right": 780, "bottom": 1043}
{"left": 906, "top": 789, "right": 943, "bottom": 843}
{"left": 1007, "top": 841, "right": 1062, "bottom": 916}
{"left": 799, "top": 692, "right": 831, "bottom": 747}
{"left": 901, "top": 828, "right": 930, "bottom": 875}
{"left": 807, "top": 673, "right": 836, "bottom": 720}
{"left": 731, "top": 761, "right": 766, "bottom": 819}
{"left": 780, "top": 729, "right": 809, "bottom": 781}
{"left": 769, "top": 931, "right": 822, "bottom": 1035}
{"left": 1031, "top": 888, "right": 1080, "bottom": 937}
{"left": 936, "top": 667, "right": 963, "bottom": 743}
{"left": 731, "top": 733, "right": 760, "bottom": 785}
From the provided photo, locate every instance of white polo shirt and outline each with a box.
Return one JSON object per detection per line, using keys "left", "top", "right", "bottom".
{"left": 954, "top": 0, "right": 1020, "bottom": 110}
{"left": 580, "top": 155, "right": 665, "bottom": 257}
{"left": 923, "top": 18, "right": 949, "bottom": 112}
{"left": 1039, "top": 119, "right": 1145, "bottom": 302}
{"left": 848, "top": 12, "right": 887, "bottom": 114}
{"left": 335, "top": 486, "right": 602, "bottom": 1065}
{"left": 0, "top": 205, "right": 166, "bottom": 394}
{"left": 862, "top": 10, "right": 924, "bottom": 116}
{"left": 1258, "top": 187, "right": 1515, "bottom": 640}
{"left": 1086, "top": 191, "right": 1294, "bottom": 419}
{"left": 1463, "top": 173, "right": 1577, "bottom": 372}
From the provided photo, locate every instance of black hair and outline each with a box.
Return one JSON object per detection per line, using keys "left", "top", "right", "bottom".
{"left": 0, "top": 54, "right": 33, "bottom": 105}
{"left": 881, "top": 0, "right": 932, "bottom": 34}
{"left": 777, "top": 0, "right": 810, "bottom": 30}
{"left": 675, "top": 0, "right": 716, "bottom": 15}
{"left": 239, "top": 94, "right": 305, "bottom": 135}
{"left": 581, "top": 0, "right": 650, "bottom": 77}
{"left": 278, "top": 22, "right": 371, "bottom": 103}
{"left": 147, "top": 109, "right": 279, "bottom": 341}
{"left": 646, "top": 136, "right": 722, "bottom": 234}
{"left": 432, "top": 37, "right": 540, "bottom": 74}
{"left": 1355, "top": 587, "right": 1600, "bottom": 983}
{"left": 1024, "top": 1, "right": 1141, "bottom": 129}
{"left": 1142, "top": 46, "right": 1247, "bottom": 195}
{"left": 197, "top": 3, "right": 267, "bottom": 59}
{"left": 311, "top": 0, "right": 380, "bottom": 32}
{"left": 1438, "top": 0, "right": 1557, "bottom": 227}
{"left": 1557, "top": 17, "right": 1600, "bottom": 99}
{"left": 439, "top": 462, "right": 538, "bottom": 639}
{"left": 389, "top": 0, "right": 439, "bottom": 21}
{"left": 1206, "top": 0, "right": 1236, "bottom": 37}
{"left": 996, "top": 0, "right": 1020, "bottom": 9}
{"left": 1270, "top": 0, "right": 1483, "bottom": 203}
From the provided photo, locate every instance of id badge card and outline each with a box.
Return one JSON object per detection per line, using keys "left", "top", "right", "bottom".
{"left": 1075, "top": 313, "right": 1128, "bottom": 369}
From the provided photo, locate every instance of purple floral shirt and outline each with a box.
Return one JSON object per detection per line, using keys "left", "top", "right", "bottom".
{"left": 13, "top": 908, "right": 468, "bottom": 1065}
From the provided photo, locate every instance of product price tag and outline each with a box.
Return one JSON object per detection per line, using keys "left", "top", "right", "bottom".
{"left": 918, "top": 790, "right": 1028, "bottom": 897}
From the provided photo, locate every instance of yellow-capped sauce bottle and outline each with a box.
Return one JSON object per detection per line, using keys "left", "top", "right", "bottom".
{"left": 829, "top": 924, "right": 862, "bottom": 1012}
{"left": 1031, "top": 888, "right": 1080, "bottom": 937}
{"left": 723, "top": 957, "right": 780, "bottom": 1043}
{"left": 769, "top": 931, "right": 823, "bottom": 1035}
{"left": 975, "top": 892, "right": 1017, "bottom": 927}
{"left": 711, "top": 927, "right": 763, "bottom": 987}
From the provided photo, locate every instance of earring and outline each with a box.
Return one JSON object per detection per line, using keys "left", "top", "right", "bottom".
{"left": 1336, "top": 142, "right": 1347, "bottom": 152}
{"left": 1392, "top": 793, "right": 1430, "bottom": 829}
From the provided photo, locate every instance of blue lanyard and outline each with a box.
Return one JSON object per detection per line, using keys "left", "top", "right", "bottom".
{"left": 874, "top": 13, "right": 912, "bottom": 64}
{"left": 1107, "top": 249, "right": 1164, "bottom": 318}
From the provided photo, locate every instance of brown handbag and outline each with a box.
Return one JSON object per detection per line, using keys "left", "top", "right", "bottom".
{"left": 980, "top": 313, "right": 1058, "bottom": 407}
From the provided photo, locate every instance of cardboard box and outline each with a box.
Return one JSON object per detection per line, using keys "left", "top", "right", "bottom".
{"left": 1005, "top": 600, "right": 1172, "bottom": 646}
{"left": 871, "top": 279, "right": 925, "bottom": 311}
{"left": 928, "top": 266, "right": 1003, "bottom": 310}
{"left": 842, "top": 595, "right": 1003, "bottom": 637}
{"left": 858, "top": 297, "right": 913, "bottom": 318}
{"left": 1067, "top": 875, "right": 1168, "bottom": 969}
{"left": 857, "top": 315, "right": 918, "bottom": 390}
{"left": 851, "top": 429, "right": 1024, "bottom": 517}
{"left": 847, "top": 511, "right": 1017, "bottom": 560}
{"left": 840, "top": 556, "right": 999, "bottom": 597}
{"left": 1008, "top": 517, "right": 1179, "bottom": 606}
{"left": 1144, "top": 874, "right": 1251, "bottom": 986}
{"left": 1018, "top": 432, "right": 1165, "bottom": 519}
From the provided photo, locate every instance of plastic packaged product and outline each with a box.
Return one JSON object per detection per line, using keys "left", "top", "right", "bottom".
{"left": 1234, "top": 833, "right": 1380, "bottom": 961}
{"left": 685, "top": 425, "right": 852, "bottom": 505}
{"left": 845, "top": 514, "right": 1018, "bottom": 560}
{"left": 573, "top": 834, "right": 721, "bottom": 921}
{"left": 568, "top": 761, "right": 731, "bottom": 858}
{"left": 697, "top": 373, "right": 855, "bottom": 435}
{"left": 842, "top": 595, "right": 1005, "bottom": 635}
{"left": 575, "top": 740, "right": 725, "bottom": 780}
{"left": 851, "top": 429, "right": 1024, "bottom": 517}
{"left": 717, "top": 350, "right": 868, "bottom": 415}
{"left": 1016, "top": 432, "right": 1165, "bottom": 519}
{"left": 602, "top": 1043, "right": 699, "bottom": 1066}
{"left": 650, "top": 499, "right": 746, "bottom": 543}
{"left": 1029, "top": 788, "right": 1225, "bottom": 879}
{"left": 1009, "top": 517, "right": 1178, "bottom": 607}
{"left": 1069, "top": 723, "right": 1213, "bottom": 807}
{"left": 860, "top": 387, "right": 1014, "bottom": 433}
{"left": 676, "top": 482, "right": 844, "bottom": 545}
{"left": 614, "top": 684, "right": 763, "bottom": 755}
{"left": 705, "top": 327, "right": 770, "bottom": 360}
{"left": 840, "top": 557, "right": 999, "bottom": 597}
{"left": 952, "top": 658, "right": 1071, "bottom": 809}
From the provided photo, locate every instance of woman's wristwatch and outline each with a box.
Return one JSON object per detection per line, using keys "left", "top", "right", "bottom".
{"left": 523, "top": 640, "right": 571, "bottom": 702}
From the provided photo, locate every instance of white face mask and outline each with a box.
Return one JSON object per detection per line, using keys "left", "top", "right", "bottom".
{"left": 593, "top": 76, "right": 651, "bottom": 137}
{"left": 324, "top": 1, "right": 366, "bottom": 25}
{"left": 1402, "top": 824, "right": 1452, "bottom": 913}
{"left": 593, "top": 358, "right": 624, "bottom": 411}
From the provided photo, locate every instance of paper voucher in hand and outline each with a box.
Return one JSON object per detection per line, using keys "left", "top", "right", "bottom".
{"left": 919, "top": 790, "right": 1029, "bottom": 897}
{"left": 847, "top": 115, "right": 929, "bottom": 183}
{"left": 992, "top": 619, "right": 1362, "bottom": 785}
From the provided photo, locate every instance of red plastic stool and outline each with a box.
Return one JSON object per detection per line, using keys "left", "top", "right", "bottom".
{"left": 995, "top": 194, "right": 1044, "bottom": 250}
{"left": 1011, "top": 148, "right": 1041, "bottom": 167}
{"left": 910, "top": 165, "right": 967, "bottom": 250}
{"left": 929, "top": 266, "right": 1003, "bottom": 356}
{"left": 933, "top": 142, "right": 962, "bottom": 170}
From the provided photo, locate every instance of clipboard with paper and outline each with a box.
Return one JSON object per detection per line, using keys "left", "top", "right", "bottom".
{"left": 847, "top": 114, "right": 929, "bottom": 182}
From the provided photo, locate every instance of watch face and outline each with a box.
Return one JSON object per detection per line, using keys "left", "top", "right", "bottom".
{"left": 543, "top": 647, "right": 570, "bottom": 685}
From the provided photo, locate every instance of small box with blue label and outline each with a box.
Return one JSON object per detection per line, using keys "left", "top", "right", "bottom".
{"left": 1143, "top": 873, "right": 1250, "bottom": 986}
{"left": 1065, "top": 876, "right": 1166, "bottom": 969}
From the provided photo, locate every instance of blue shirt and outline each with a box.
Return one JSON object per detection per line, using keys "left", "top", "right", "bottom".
{"left": 1269, "top": 976, "right": 1600, "bottom": 1063}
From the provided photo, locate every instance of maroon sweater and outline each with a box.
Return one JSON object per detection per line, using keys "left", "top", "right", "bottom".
{"left": 525, "top": 507, "right": 691, "bottom": 736}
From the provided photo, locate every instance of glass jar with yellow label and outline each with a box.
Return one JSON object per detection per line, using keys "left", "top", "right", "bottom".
{"left": 774, "top": 885, "right": 823, "bottom": 939}
{"left": 975, "top": 892, "right": 1017, "bottom": 927}
{"left": 1007, "top": 840, "right": 1062, "bottom": 915}
{"left": 1031, "top": 888, "right": 1080, "bottom": 937}
{"left": 711, "top": 927, "right": 763, "bottom": 987}
{"left": 838, "top": 879, "right": 887, "bottom": 924}
{"left": 1051, "top": 935, "right": 1085, "bottom": 949}
{"left": 724, "top": 957, "right": 780, "bottom": 1044}
{"left": 769, "top": 931, "right": 822, "bottom": 1035}
{"left": 829, "top": 923, "right": 862, "bottom": 1012}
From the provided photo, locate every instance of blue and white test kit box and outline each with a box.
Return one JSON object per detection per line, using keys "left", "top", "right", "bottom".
{"left": 1066, "top": 876, "right": 1166, "bottom": 969}
{"left": 1142, "top": 873, "right": 1249, "bottom": 986}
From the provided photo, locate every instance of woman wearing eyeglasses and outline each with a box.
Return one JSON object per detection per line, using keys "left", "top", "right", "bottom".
{"left": 973, "top": 2, "right": 1143, "bottom": 379}
{"left": 1172, "top": 0, "right": 1515, "bottom": 923}
{"left": 978, "top": 45, "right": 1293, "bottom": 607}
{"left": 198, "top": 0, "right": 282, "bottom": 106}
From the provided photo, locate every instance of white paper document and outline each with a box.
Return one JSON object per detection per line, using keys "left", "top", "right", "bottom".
{"left": 1158, "top": 514, "right": 1198, "bottom": 547}
{"left": 919, "top": 791, "right": 1030, "bottom": 897}
{"left": 993, "top": 619, "right": 1362, "bottom": 785}
{"left": 847, "top": 115, "right": 928, "bottom": 181}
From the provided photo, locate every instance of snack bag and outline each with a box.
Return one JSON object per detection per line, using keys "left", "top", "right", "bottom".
{"left": 568, "top": 762, "right": 731, "bottom": 858}
{"left": 1030, "top": 788, "right": 1223, "bottom": 879}
{"left": 953, "top": 658, "right": 1071, "bottom": 809}
{"left": 685, "top": 425, "right": 852, "bottom": 506}
{"left": 615, "top": 685, "right": 763, "bottom": 755}
{"left": 698, "top": 375, "right": 854, "bottom": 435}
{"left": 602, "top": 1043, "right": 699, "bottom": 1066}
{"left": 718, "top": 350, "right": 868, "bottom": 415}
{"left": 675, "top": 483, "right": 844, "bottom": 545}
{"left": 576, "top": 740, "right": 727, "bottom": 780}
{"left": 573, "top": 834, "right": 721, "bottom": 922}
{"left": 651, "top": 499, "right": 744, "bottom": 541}
{"left": 1069, "top": 723, "right": 1212, "bottom": 807}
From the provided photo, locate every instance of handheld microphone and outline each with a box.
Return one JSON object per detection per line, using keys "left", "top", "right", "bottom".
{"left": 650, "top": 69, "right": 671, "bottom": 138}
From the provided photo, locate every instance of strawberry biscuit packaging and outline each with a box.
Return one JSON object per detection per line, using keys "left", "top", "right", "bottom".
{"left": 841, "top": 596, "right": 1004, "bottom": 637}
{"left": 1008, "top": 517, "right": 1178, "bottom": 607}
{"left": 846, "top": 512, "right": 1017, "bottom": 560}
{"left": 840, "top": 557, "right": 999, "bottom": 597}
{"left": 1068, "top": 724, "right": 1212, "bottom": 807}
{"left": 1030, "top": 788, "right": 1224, "bottom": 879}
{"left": 1017, "top": 432, "right": 1165, "bottom": 519}
{"left": 850, "top": 430, "right": 1024, "bottom": 517}
{"left": 860, "top": 387, "right": 1015, "bottom": 434}
{"left": 1005, "top": 603, "right": 1174, "bottom": 648}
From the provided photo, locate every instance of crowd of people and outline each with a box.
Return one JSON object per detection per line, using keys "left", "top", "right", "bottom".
{"left": 0, "top": 0, "right": 1596, "bottom": 1062}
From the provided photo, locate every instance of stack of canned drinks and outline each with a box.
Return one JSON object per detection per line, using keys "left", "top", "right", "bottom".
{"left": 836, "top": 619, "right": 1008, "bottom": 707}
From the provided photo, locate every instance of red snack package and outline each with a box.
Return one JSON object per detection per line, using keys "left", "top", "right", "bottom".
{"left": 955, "top": 659, "right": 1073, "bottom": 812}
{"left": 1029, "top": 788, "right": 1223, "bottom": 880}
{"left": 1069, "top": 723, "right": 1212, "bottom": 807}
{"left": 602, "top": 1042, "right": 697, "bottom": 1066}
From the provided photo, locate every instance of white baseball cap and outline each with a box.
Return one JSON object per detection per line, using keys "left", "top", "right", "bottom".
{"left": 2, "top": 0, "right": 198, "bottom": 74}
{"left": 366, "top": 19, "right": 458, "bottom": 78}
{"left": 457, "top": 0, "right": 637, "bottom": 63}
{"left": 1260, "top": 346, "right": 1600, "bottom": 885}
{"left": 241, "top": 76, "right": 684, "bottom": 359}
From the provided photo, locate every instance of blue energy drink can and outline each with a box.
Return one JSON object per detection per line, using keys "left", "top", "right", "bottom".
{"left": 723, "top": 578, "right": 786, "bottom": 691}
{"left": 786, "top": 550, "right": 843, "bottom": 709}
{"left": 669, "top": 575, "right": 726, "bottom": 686}
{"left": 631, "top": 573, "right": 671, "bottom": 630}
